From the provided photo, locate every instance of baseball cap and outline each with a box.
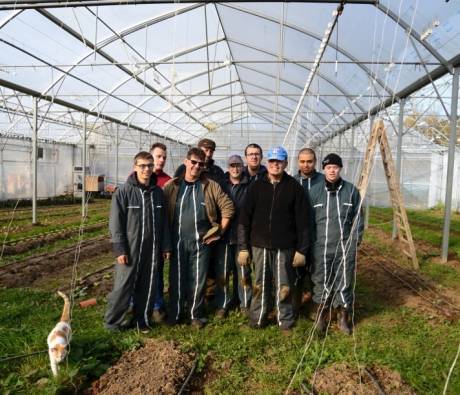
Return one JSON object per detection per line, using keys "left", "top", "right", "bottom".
{"left": 228, "top": 154, "right": 244, "bottom": 166}
{"left": 267, "top": 146, "right": 288, "bottom": 161}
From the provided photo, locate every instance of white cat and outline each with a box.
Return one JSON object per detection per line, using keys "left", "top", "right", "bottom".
{"left": 47, "top": 291, "right": 72, "bottom": 376}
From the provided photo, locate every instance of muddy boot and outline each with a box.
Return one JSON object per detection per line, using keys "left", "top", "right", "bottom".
{"left": 315, "top": 304, "right": 328, "bottom": 336}
{"left": 338, "top": 308, "right": 352, "bottom": 335}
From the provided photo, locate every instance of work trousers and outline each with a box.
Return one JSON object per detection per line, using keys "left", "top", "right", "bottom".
{"left": 215, "top": 243, "right": 252, "bottom": 311}
{"left": 168, "top": 238, "right": 211, "bottom": 323}
{"left": 105, "top": 245, "right": 157, "bottom": 329}
{"left": 249, "top": 247, "right": 296, "bottom": 329}
{"left": 311, "top": 244, "right": 357, "bottom": 311}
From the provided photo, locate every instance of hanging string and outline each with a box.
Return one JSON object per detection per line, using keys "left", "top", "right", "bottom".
{"left": 93, "top": 5, "right": 98, "bottom": 61}
{"left": 335, "top": 17, "right": 338, "bottom": 76}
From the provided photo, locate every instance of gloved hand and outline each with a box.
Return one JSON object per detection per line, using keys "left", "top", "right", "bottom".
{"left": 202, "top": 225, "right": 221, "bottom": 244}
{"left": 237, "top": 250, "right": 251, "bottom": 266}
{"left": 292, "top": 251, "right": 306, "bottom": 267}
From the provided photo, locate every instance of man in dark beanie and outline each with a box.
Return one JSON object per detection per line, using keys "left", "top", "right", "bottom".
{"left": 307, "top": 153, "right": 364, "bottom": 336}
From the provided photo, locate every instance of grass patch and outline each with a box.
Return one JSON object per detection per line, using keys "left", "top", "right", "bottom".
{"left": 369, "top": 207, "right": 460, "bottom": 259}
{"left": 0, "top": 288, "right": 141, "bottom": 394}
{"left": 1, "top": 287, "right": 459, "bottom": 394}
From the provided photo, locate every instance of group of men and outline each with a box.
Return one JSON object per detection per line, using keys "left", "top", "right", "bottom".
{"left": 104, "top": 138, "right": 363, "bottom": 335}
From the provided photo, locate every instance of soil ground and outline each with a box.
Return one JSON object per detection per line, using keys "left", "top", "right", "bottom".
{"left": 1, "top": 204, "right": 459, "bottom": 393}
{"left": 358, "top": 230, "right": 460, "bottom": 322}
{"left": 312, "top": 363, "right": 416, "bottom": 395}
{"left": 91, "top": 339, "right": 195, "bottom": 395}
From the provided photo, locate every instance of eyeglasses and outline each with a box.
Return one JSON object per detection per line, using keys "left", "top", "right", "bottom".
{"left": 189, "top": 159, "right": 205, "bottom": 167}
{"left": 136, "top": 163, "right": 154, "bottom": 170}
{"left": 229, "top": 163, "right": 242, "bottom": 168}
{"left": 246, "top": 152, "right": 261, "bottom": 157}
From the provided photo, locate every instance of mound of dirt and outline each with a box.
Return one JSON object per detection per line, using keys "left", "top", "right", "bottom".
{"left": 91, "top": 340, "right": 195, "bottom": 395}
{"left": 311, "top": 363, "right": 416, "bottom": 395}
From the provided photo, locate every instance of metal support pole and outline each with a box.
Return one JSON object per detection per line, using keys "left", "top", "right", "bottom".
{"left": 115, "top": 124, "right": 119, "bottom": 187}
{"left": 393, "top": 99, "right": 405, "bottom": 239}
{"left": 32, "top": 97, "right": 38, "bottom": 225}
{"left": 82, "top": 115, "right": 87, "bottom": 219}
{"left": 441, "top": 67, "right": 459, "bottom": 262}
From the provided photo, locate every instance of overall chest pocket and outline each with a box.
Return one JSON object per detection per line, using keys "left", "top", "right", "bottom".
{"left": 313, "top": 203, "right": 327, "bottom": 222}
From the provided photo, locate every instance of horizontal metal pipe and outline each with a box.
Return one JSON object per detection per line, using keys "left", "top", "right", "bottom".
{"left": 319, "top": 53, "right": 460, "bottom": 144}
{"left": 0, "top": 0, "right": 377, "bottom": 10}
{"left": 0, "top": 77, "right": 185, "bottom": 145}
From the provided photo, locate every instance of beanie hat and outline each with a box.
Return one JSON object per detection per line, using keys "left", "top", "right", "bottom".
{"left": 322, "top": 153, "right": 343, "bottom": 169}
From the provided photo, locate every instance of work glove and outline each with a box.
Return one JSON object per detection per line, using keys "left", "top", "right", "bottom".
{"left": 202, "top": 225, "right": 221, "bottom": 244}
{"left": 292, "top": 251, "right": 306, "bottom": 267}
{"left": 237, "top": 250, "right": 251, "bottom": 267}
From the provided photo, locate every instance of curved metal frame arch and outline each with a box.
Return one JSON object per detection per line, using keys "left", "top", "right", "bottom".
{"left": 218, "top": 3, "right": 394, "bottom": 97}
{"left": 228, "top": 38, "right": 368, "bottom": 114}
{"left": 236, "top": 63, "right": 349, "bottom": 131}
{"left": 374, "top": 2, "right": 451, "bottom": 72}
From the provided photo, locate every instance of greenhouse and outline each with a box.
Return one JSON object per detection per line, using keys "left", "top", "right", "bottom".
{"left": 1, "top": 1, "right": 460, "bottom": 393}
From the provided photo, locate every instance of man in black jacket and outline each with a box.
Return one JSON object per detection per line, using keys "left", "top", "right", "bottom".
{"left": 238, "top": 147, "right": 310, "bottom": 331}
{"left": 105, "top": 151, "right": 171, "bottom": 332}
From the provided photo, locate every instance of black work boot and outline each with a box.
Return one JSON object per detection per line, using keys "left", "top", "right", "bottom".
{"left": 338, "top": 307, "right": 352, "bottom": 335}
{"left": 315, "top": 304, "right": 329, "bottom": 336}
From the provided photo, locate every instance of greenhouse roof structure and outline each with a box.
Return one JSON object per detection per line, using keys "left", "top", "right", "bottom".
{"left": 0, "top": 0, "right": 460, "bottom": 146}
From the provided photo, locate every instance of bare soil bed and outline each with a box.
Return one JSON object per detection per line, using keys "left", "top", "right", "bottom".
{"left": 0, "top": 237, "right": 111, "bottom": 288}
{"left": 1, "top": 221, "right": 107, "bottom": 256}
{"left": 91, "top": 339, "right": 195, "bottom": 395}
{"left": 358, "top": 229, "right": 460, "bottom": 322}
{"left": 311, "top": 363, "right": 416, "bottom": 394}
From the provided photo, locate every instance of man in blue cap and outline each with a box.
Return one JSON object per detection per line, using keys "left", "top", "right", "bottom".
{"left": 237, "top": 146, "right": 310, "bottom": 332}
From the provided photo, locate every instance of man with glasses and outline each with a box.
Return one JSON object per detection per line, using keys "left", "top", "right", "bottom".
{"left": 214, "top": 154, "right": 251, "bottom": 318}
{"left": 238, "top": 147, "right": 310, "bottom": 333}
{"left": 243, "top": 143, "right": 267, "bottom": 184}
{"left": 164, "top": 147, "right": 234, "bottom": 328}
{"left": 105, "top": 151, "right": 171, "bottom": 333}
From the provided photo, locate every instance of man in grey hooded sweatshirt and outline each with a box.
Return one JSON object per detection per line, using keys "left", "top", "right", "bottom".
{"left": 105, "top": 151, "right": 171, "bottom": 332}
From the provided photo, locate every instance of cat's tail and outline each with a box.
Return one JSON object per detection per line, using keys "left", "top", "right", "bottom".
{"left": 57, "top": 291, "right": 70, "bottom": 323}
